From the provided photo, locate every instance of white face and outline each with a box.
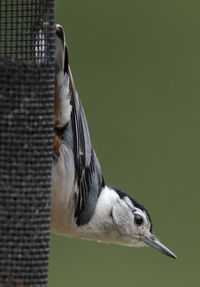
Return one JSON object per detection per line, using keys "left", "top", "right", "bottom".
{"left": 111, "top": 195, "right": 152, "bottom": 246}
{"left": 80, "top": 187, "right": 152, "bottom": 247}
{"left": 79, "top": 186, "right": 176, "bottom": 258}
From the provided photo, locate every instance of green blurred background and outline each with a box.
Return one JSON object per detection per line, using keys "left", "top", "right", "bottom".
{"left": 49, "top": 1, "right": 199, "bottom": 286}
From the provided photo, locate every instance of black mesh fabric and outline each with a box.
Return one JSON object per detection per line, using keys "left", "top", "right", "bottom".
{"left": 0, "top": 1, "right": 54, "bottom": 286}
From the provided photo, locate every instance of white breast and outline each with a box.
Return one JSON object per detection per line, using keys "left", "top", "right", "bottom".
{"left": 51, "top": 144, "right": 76, "bottom": 235}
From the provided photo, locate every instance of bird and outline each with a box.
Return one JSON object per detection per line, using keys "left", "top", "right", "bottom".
{"left": 51, "top": 24, "right": 176, "bottom": 259}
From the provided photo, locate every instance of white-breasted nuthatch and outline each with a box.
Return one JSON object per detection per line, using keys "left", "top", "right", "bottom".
{"left": 51, "top": 24, "right": 176, "bottom": 259}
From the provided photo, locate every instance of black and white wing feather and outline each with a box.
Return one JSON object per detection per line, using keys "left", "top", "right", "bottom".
{"left": 68, "top": 66, "right": 104, "bottom": 226}
{"left": 55, "top": 25, "right": 104, "bottom": 226}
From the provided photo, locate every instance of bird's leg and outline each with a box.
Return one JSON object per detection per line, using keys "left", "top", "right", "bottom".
{"left": 53, "top": 133, "right": 62, "bottom": 153}
{"left": 54, "top": 78, "right": 62, "bottom": 127}
{"left": 53, "top": 78, "right": 63, "bottom": 153}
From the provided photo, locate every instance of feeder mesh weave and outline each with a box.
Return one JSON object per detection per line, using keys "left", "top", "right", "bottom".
{"left": 0, "top": 1, "right": 55, "bottom": 286}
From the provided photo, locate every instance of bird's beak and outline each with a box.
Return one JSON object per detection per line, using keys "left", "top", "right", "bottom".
{"left": 142, "top": 235, "right": 177, "bottom": 259}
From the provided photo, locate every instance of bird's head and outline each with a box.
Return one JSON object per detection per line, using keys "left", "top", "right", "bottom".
{"left": 80, "top": 186, "right": 176, "bottom": 259}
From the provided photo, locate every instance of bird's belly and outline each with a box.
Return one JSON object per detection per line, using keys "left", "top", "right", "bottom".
{"left": 51, "top": 145, "right": 77, "bottom": 235}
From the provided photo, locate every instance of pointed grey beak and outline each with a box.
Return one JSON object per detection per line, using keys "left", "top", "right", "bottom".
{"left": 143, "top": 235, "right": 177, "bottom": 259}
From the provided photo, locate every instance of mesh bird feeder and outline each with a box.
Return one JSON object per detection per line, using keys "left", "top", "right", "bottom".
{"left": 0, "top": 1, "right": 55, "bottom": 286}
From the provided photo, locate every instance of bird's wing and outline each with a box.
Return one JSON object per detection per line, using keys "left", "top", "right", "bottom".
{"left": 55, "top": 25, "right": 104, "bottom": 226}
{"left": 68, "top": 65, "right": 104, "bottom": 226}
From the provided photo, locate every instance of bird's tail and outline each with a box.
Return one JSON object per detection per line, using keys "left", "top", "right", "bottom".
{"left": 54, "top": 24, "right": 72, "bottom": 129}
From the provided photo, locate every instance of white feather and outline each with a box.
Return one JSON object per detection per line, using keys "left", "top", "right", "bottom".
{"left": 55, "top": 72, "right": 72, "bottom": 128}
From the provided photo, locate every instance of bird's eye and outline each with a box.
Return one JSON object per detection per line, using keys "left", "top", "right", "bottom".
{"left": 134, "top": 214, "right": 143, "bottom": 226}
